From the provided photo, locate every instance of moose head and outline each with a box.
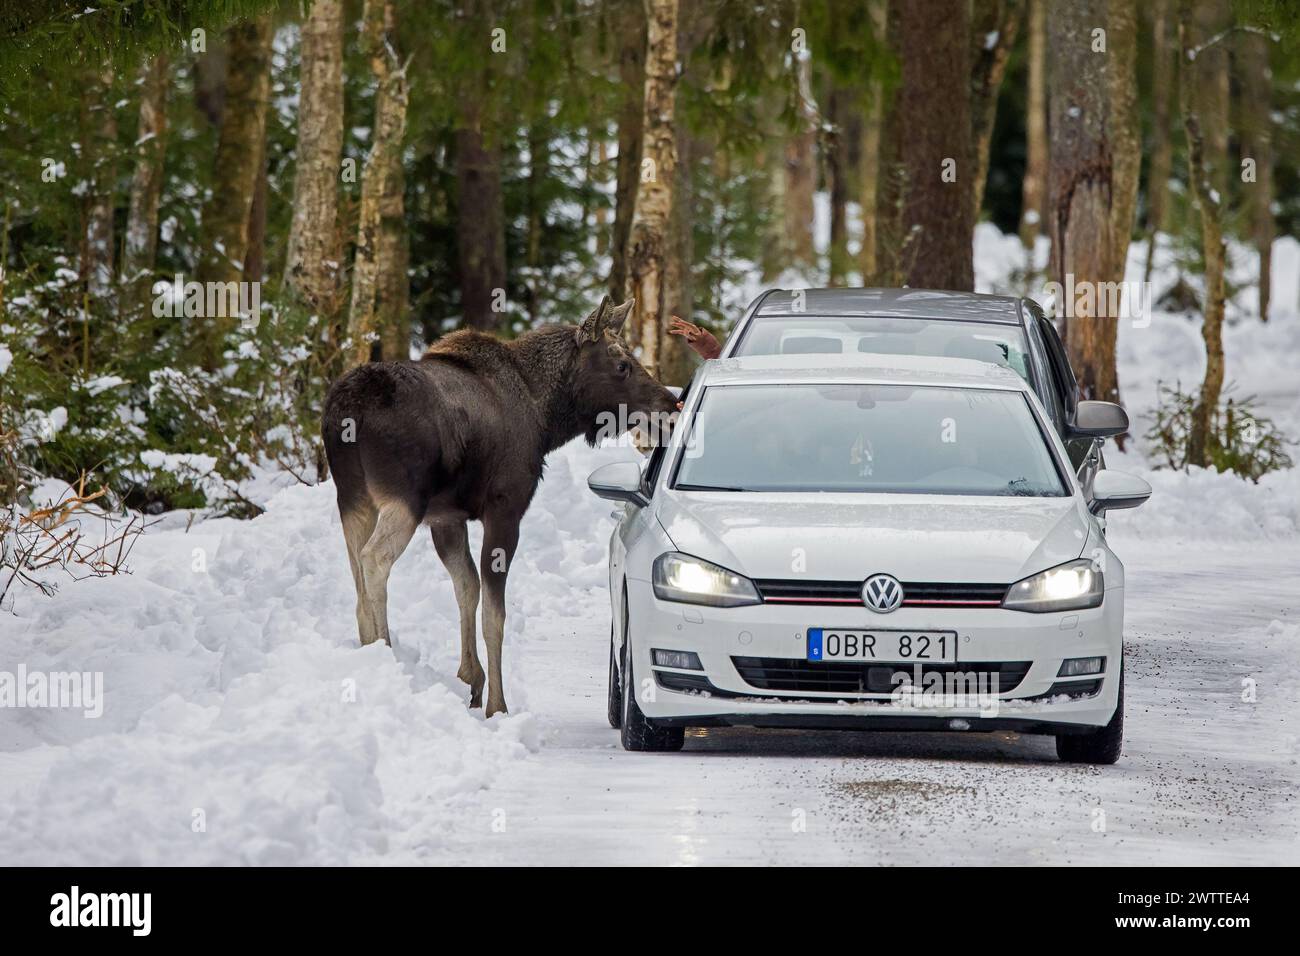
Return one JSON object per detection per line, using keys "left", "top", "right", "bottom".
{"left": 572, "top": 296, "right": 681, "bottom": 447}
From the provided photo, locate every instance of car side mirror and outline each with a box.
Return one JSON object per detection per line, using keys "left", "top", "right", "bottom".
{"left": 1069, "top": 400, "right": 1130, "bottom": 439}
{"left": 1088, "top": 469, "right": 1151, "bottom": 515}
{"left": 587, "top": 461, "right": 649, "bottom": 507}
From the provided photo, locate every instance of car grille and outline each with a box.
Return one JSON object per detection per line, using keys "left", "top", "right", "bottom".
{"left": 753, "top": 579, "right": 1008, "bottom": 608}
{"left": 730, "top": 657, "right": 1032, "bottom": 695}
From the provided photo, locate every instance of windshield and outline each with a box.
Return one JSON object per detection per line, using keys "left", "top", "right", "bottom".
{"left": 674, "top": 384, "right": 1067, "bottom": 496}
{"left": 733, "top": 316, "right": 1032, "bottom": 386}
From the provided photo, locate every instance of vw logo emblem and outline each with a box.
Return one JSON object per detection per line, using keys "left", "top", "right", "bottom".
{"left": 862, "top": 574, "right": 904, "bottom": 613}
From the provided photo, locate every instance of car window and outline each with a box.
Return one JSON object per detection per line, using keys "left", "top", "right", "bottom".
{"left": 673, "top": 383, "right": 1068, "bottom": 497}
{"left": 1024, "top": 317, "right": 1065, "bottom": 429}
{"left": 734, "top": 316, "right": 1033, "bottom": 388}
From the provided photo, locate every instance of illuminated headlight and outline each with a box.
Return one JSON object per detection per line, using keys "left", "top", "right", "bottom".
{"left": 652, "top": 552, "right": 761, "bottom": 608}
{"left": 1003, "top": 559, "right": 1104, "bottom": 613}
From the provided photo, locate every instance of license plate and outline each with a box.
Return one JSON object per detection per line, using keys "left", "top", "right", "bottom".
{"left": 807, "top": 628, "right": 957, "bottom": 663}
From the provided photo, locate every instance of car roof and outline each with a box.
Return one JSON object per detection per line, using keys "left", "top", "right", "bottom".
{"left": 692, "top": 353, "right": 1031, "bottom": 391}
{"left": 749, "top": 288, "right": 1024, "bottom": 325}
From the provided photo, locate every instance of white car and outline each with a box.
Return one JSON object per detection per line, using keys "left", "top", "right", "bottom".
{"left": 588, "top": 354, "right": 1151, "bottom": 763}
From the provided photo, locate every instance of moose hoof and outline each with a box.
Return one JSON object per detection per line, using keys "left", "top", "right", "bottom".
{"left": 485, "top": 701, "right": 508, "bottom": 719}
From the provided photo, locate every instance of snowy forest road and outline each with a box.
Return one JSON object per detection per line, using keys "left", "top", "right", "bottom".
{"left": 2, "top": 440, "right": 1296, "bottom": 866}
{"left": 441, "top": 539, "right": 1299, "bottom": 865}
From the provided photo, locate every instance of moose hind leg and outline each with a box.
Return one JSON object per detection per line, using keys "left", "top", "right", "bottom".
{"left": 480, "top": 512, "right": 521, "bottom": 718}
{"left": 430, "top": 518, "right": 485, "bottom": 708}
{"left": 358, "top": 502, "right": 419, "bottom": 647}
{"left": 341, "top": 502, "right": 379, "bottom": 645}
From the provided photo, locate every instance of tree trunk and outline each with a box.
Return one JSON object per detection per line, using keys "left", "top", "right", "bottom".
{"left": 783, "top": 52, "right": 817, "bottom": 270}
{"left": 1018, "top": 0, "right": 1047, "bottom": 252}
{"left": 896, "top": 0, "right": 973, "bottom": 290}
{"left": 349, "top": 0, "right": 410, "bottom": 364}
{"left": 625, "top": 0, "right": 679, "bottom": 377}
{"left": 1239, "top": 28, "right": 1274, "bottom": 321}
{"left": 826, "top": 87, "right": 850, "bottom": 285}
{"left": 122, "top": 53, "right": 169, "bottom": 308}
{"left": 1143, "top": 0, "right": 1175, "bottom": 283}
{"left": 860, "top": 0, "right": 888, "bottom": 282}
{"left": 244, "top": 134, "right": 268, "bottom": 283}
{"left": 284, "top": 0, "right": 344, "bottom": 317}
{"left": 1192, "top": 0, "right": 1231, "bottom": 200}
{"left": 79, "top": 65, "right": 117, "bottom": 304}
{"left": 1181, "top": 3, "right": 1226, "bottom": 466}
{"left": 195, "top": 15, "right": 273, "bottom": 367}
{"left": 454, "top": 117, "right": 505, "bottom": 333}
{"left": 661, "top": 125, "right": 695, "bottom": 387}
{"left": 1108, "top": 0, "right": 1140, "bottom": 285}
{"left": 1047, "top": 0, "right": 1122, "bottom": 406}
{"left": 970, "top": 0, "right": 1024, "bottom": 222}
{"left": 594, "top": 138, "right": 609, "bottom": 255}
{"left": 609, "top": 0, "right": 646, "bottom": 302}
{"left": 525, "top": 123, "right": 548, "bottom": 325}
{"left": 661, "top": 0, "right": 707, "bottom": 385}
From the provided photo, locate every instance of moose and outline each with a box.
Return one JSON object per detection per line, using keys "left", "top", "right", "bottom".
{"left": 322, "top": 296, "right": 679, "bottom": 717}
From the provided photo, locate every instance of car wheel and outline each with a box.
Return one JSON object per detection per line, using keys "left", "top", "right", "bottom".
{"left": 1056, "top": 656, "right": 1124, "bottom": 765}
{"left": 606, "top": 626, "right": 622, "bottom": 730}
{"left": 619, "top": 607, "right": 684, "bottom": 753}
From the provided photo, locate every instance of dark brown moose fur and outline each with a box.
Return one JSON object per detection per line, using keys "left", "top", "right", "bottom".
{"left": 322, "top": 297, "right": 678, "bottom": 716}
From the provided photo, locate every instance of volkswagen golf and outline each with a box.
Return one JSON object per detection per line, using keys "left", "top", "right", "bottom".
{"left": 588, "top": 354, "right": 1151, "bottom": 763}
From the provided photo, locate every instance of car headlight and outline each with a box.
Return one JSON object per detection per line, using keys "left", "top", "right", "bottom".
{"left": 1003, "top": 558, "right": 1104, "bottom": 613}
{"left": 652, "top": 552, "right": 761, "bottom": 607}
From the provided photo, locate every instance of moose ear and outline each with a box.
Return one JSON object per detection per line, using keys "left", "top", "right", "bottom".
{"left": 577, "top": 295, "right": 612, "bottom": 344}
{"left": 607, "top": 298, "right": 635, "bottom": 335}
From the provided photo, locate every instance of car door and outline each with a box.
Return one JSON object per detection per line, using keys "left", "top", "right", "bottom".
{"left": 1029, "top": 304, "right": 1105, "bottom": 490}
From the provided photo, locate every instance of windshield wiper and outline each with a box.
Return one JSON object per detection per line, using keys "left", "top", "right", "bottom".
{"left": 676, "top": 483, "right": 750, "bottom": 492}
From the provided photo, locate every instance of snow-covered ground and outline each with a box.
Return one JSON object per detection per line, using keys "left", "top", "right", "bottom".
{"left": 2, "top": 231, "right": 1297, "bottom": 865}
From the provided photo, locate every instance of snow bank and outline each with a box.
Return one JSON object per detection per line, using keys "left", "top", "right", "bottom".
{"left": 0, "top": 439, "right": 639, "bottom": 864}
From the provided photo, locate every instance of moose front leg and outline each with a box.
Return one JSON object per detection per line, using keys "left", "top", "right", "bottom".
{"left": 479, "top": 511, "right": 521, "bottom": 718}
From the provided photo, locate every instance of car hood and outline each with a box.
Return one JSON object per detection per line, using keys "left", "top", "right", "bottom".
{"left": 654, "top": 492, "right": 1089, "bottom": 584}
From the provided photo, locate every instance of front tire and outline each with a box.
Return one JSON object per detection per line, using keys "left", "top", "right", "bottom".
{"left": 619, "top": 611, "right": 684, "bottom": 753}
{"left": 1056, "top": 658, "right": 1124, "bottom": 765}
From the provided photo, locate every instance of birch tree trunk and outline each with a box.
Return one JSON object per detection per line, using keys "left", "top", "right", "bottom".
{"left": 1018, "top": 0, "right": 1047, "bottom": 252}
{"left": 349, "top": 0, "right": 410, "bottom": 365}
{"left": 897, "top": 0, "right": 973, "bottom": 290}
{"left": 1047, "top": 0, "right": 1122, "bottom": 405}
{"left": 284, "top": 0, "right": 344, "bottom": 317}
{"left": 1181, "top": 3, "right": 1227, "bottom": 466}
{"left": 1239, "top": 29, "right": 1274, "bottom": 321}
{"left": 625, "top": 0, "right": 679, "bottom": 377}
{"left": 1143, "top": 0, "right": 1175, "bottom": 283}
{"left": 195, "top": 15, "right": 273, "bottom": 367}
{"left": 970, "top": 0, "right": 1023, "bottom": 222}
{"left": 123, "top": 53, "right": 169, "bottom": 308}
{"left": 609, "top": 0, "right": 646, "bottom": 302}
